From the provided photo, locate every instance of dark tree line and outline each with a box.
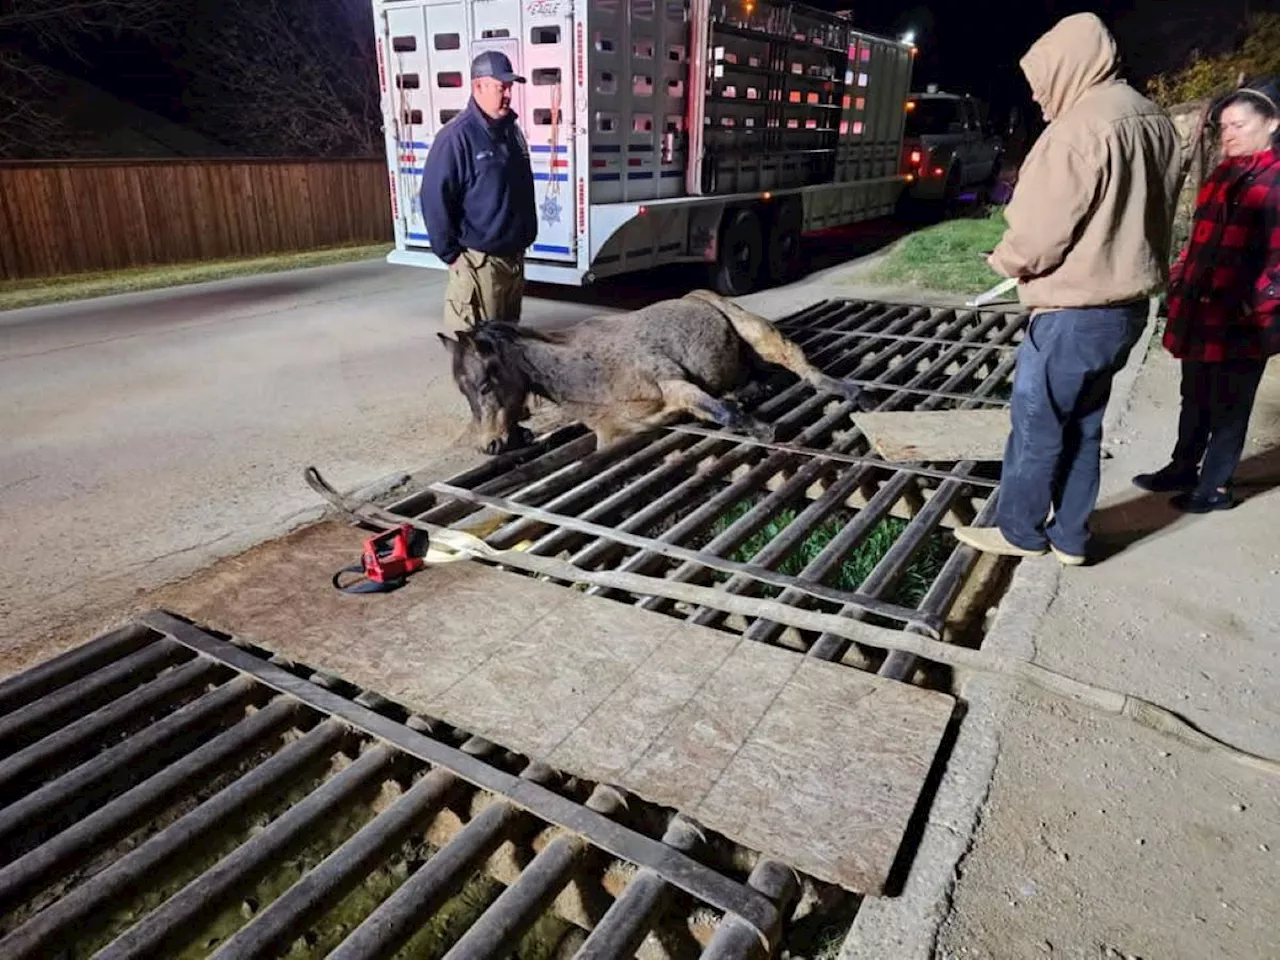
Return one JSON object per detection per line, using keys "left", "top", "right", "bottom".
{"left": 0, "top": 0, "right": 382, "bottom": 158}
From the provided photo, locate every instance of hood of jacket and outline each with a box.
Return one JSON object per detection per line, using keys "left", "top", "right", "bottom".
{"left": 1021, "top": 13, "right": 1120, "bottom": 120}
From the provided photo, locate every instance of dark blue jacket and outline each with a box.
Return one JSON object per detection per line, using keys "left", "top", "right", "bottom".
{"left": 419, "top": 100, "right": 537, "bottom": 264}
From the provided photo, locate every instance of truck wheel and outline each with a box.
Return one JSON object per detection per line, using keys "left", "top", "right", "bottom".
{"left": 712, "top": 207, "right": 764, "bottom": 297}
{"left": 765, "top": 199, "right": 804, "bottom": 286}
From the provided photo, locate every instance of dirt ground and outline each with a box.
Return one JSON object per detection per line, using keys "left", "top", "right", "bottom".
{"left": 934, "top": 350, "right": 1280, "bottom": 960}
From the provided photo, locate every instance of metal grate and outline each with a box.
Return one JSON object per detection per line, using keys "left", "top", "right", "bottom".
{"left": 0, "top": 612, "right": 800, "bottom": 959}
{"left": 395, "top": 298, "right": 1026, "bottom": 682}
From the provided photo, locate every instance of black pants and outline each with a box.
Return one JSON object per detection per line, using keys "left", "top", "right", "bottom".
{"left": 1172, "top": 359, "right": 1268, "bottom": 492}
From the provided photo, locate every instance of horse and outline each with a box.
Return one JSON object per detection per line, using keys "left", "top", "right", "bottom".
{"left": 437, "top": 289, "right": 872, "bottom": 455}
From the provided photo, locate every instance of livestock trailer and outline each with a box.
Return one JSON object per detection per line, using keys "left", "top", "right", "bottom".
{"left": 374, "top": 0, "right": 916, "bottom": 294}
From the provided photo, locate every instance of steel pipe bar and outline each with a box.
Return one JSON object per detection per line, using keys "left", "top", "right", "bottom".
{"left": 0, "top": 623, "right": 156, "bottom": 717}
{"left": 0, "top": 696, "right": 303, "bottom": 914}
{"left": 207, "top": 767, "right": 457, "bottom": 959}
{"left": 0, "top": 656, "right": 228, "bottom": 804}
{"left": 96, "top": 743, "right": 401, "bottom": 959}
{"left": 0, "top": 638, "right": 191, "bottom": 753}
{"left": 0, "top": 673, "right": 264, "bottom": 861}
{"left": 0, "top": 719, "right": 348, "bottom": 960}
{"left": 327, "top": 800, "right": 527, "bottom": 960}
{"left": 441, "top": 833, "right": 589, "bottom": 960}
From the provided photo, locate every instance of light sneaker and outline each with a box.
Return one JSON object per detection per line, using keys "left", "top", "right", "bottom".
{"left": 953, "top": 526, "right": 1047, "bottom": 558}
{"left": 1049, "top": 544, "right": 1086, "bottom": 566}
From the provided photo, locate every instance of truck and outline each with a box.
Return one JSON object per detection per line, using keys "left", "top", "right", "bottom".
{"left": 372, "top": 0, "right": 916, "bottom": 295}
{"left": 901, "top": 85, "right": 1004, "bottom": 205}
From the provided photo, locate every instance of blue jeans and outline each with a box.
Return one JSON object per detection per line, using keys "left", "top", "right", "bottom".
{"left": 997, "top": 304, "right": 1147, "bottom": 556}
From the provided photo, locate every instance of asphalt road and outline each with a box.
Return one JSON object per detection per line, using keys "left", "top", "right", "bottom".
{"left": 0, "top": 216, "right": 911, "bottom": 659}
{"left": 0, "top": 258, "right": 645, "bottom": 652}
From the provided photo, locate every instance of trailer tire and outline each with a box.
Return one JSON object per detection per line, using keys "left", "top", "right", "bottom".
{"left": 712, "top": 207, "right": 764, "bottom": 297}
{"left": 764, "top": 199, "right": 804, "bottom": 286}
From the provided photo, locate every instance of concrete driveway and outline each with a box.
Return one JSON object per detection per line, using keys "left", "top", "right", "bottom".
{"left": 0, "top": 259, "right": 646, "bottom": 663}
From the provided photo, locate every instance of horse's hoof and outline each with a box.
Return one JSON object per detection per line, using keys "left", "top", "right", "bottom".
{"left": 483, "top": 438, "right": 505, "bottom": 456}
{"left": 508, "top": 425, "right": 536, "bottom": 449}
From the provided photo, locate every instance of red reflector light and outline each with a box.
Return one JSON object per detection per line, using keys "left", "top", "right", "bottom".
{"left": 910, "top": 150, "right": 921, "bottom": 164}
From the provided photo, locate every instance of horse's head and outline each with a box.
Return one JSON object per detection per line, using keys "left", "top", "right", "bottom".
{"left": 438, "top": 324, "right": 534, "bottom": 455}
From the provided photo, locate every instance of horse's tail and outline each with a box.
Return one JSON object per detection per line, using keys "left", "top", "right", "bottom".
{"left": 681, "top": 290, "right": 867, "bottom": 406}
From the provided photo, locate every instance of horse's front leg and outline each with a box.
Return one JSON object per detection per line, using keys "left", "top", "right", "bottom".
{"left": 657, "top": 380, "right": 775, "bottom": 441}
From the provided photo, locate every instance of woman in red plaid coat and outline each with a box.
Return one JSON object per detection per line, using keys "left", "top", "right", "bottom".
{"left": 1134, "top": 78, "right": 1280, "bottom": 512}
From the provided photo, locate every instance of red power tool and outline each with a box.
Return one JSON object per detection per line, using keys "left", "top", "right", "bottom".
{"left": 332, "top": 524, "right": 429, "bottom": 594}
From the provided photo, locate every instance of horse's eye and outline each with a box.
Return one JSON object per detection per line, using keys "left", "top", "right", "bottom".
{"left": 478, "top": 381, "right": 493, "bottom": 396}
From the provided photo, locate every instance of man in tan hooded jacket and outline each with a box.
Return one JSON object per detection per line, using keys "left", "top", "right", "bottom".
{"left": 955, "top": 13, "right": 1181, "bottom": 565}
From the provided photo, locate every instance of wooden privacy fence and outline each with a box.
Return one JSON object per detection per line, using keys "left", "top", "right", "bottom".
{"left": 0, "top": 157, "right": 395, "bottom": 281}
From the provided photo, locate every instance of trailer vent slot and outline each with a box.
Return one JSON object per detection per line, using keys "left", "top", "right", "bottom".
{"left": 534, "top": 108, "right": 563, "bottom": 125}
{"left": 633, "top": 113, "right": 654, "bottom": 133}
{"left": 668, "top": 79, "right": 684, "bottom": 96}
{"left": 634, "top": 41, "right": 654, "bottom": 58}
{"left": 531, "top": 25, "right": 561, "bottom": 44}
{"left": 396, "top": 73, "right": 420, "bottom": 89}
{"left": 632, "top": 0, "right": 655, "bottom": 18}
{"left": 392, "top": 36, "right": 417, "bottom": 52}
{"left": 481, "top": 28, "right": 510, "bottom": 38}
{"left": 665, "top": 115, "right": 684, "bottom": 132}
{"left": 440, "top": 109, "right": 460, "bottom": 124}
{"left": 668, "top": 45, "right": 686, "bottom": 62}
{"left": 433, "top": 33, "right": 460, "bottom": 50}
{"left": 402, "top": 109, "right": 423, "bottom": 125}
{"left": 633, "top": 75, "right": 654, "bottom": 96}
{"left": 596, "top": 35, "right": 616, "bottom": 53}
{"left": 597, "top": 71, "right": 617, "bottom": 94}
{"left": 533, "top": 68, "right": 562, "bottom": 85}
{"left": 437, "top": 71, "right": 463, "bottom": 88}
{"left": 597, "top": 113, "right": 618, "bottom": 132}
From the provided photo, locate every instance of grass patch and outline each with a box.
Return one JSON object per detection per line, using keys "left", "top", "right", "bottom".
{"left": 0, "top": 243, "right": 393, "bottom": 312}
{"left": 868, "top": 209, "right": 1008, "bottom": 295}
{"left": 708, "top": 499, "right": 953, "bottom": 609}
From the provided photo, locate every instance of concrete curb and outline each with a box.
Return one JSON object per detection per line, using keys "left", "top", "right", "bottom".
{"left": 838, "top": 298, "right": 1160, "bottom": 960}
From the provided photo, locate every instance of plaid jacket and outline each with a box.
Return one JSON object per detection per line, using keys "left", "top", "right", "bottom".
{"left": 1164, "top": 147, "right": 1280, "bottom": 361}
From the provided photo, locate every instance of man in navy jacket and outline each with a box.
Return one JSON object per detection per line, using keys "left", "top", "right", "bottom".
{"left": 420, "top": 51, "right": 537, "bottom": 331}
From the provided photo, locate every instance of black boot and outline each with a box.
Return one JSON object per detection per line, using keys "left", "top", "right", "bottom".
{"left": 1132, "top": 463, "right": 1198, "bottom": 493}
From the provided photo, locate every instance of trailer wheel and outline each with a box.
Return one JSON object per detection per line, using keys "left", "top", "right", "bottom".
{"left": 765, "top": 199, "right": 804, "bottom": 286}
{"left": 712, "top": 207, "right": 764, "bottom": 296}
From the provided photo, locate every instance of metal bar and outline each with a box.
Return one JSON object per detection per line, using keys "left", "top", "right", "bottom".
{"left": 698, "top": 861, "right": 798, "bottom": 959}
{"left": 0, "top": 656, "right": 228, "bottom": 805}
{"left": 559, "top": 392, "right": 857, "bottom": 572}
{"left": 0, "top": 673, "right": 263, "bottom": 860}
{"left": 208, "top": 767, "right": 458, "bottom": 960}
{"left": 0, "top": 638, "right": 191, "bottom": 753}
{"left": 95, "top": 743, "right": 401, "bottom": 959}
{"left": 0, "top": 719, "right": 347, "bottom": 960}
{"left": 781, "top": 326, "right": 1019, "bottom": 351}
{"left": 0, "top": 696, "right": 303, "bottom": 915}
{"left": 430, "top": 483, "right": 938, "bottom": 630}
{"left": 573, "top": 816, "right": 701, "bottom": 960}
{"left": 441, "top": 833, "right": 589, "bottom": 960}
{"left": 142, "top": 611, "right": 780, "bottom": 943}
{"left": 0, "top": 623, "right": 155, "bottom": 716}
{"left": 663, "top": 426, "right": 1000, "bottom": 487}
{"left": 327, "top": 799, "right": 526, "bottom": 960}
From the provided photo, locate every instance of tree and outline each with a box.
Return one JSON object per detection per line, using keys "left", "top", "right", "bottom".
{"left": 0, "top": 0, "right": 382, "bottom": 158}
{"left": 1147, "top": 12, "right": 1280, "bottom": 106}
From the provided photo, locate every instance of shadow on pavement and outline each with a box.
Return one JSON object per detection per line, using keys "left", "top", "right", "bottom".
{"left": 1089, "top": 446, "right": 1280, "bottom": 561}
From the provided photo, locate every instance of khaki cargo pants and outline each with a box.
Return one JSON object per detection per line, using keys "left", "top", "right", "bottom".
{"left": 443, "top": 249, "right": 525, "bottom": 331}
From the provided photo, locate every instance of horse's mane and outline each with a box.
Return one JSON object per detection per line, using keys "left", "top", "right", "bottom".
{"left": 469, "top": 321, "right": 567, "bottom": 400}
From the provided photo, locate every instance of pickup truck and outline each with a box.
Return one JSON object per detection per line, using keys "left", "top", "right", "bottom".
{"left": 901, "top": 86, "right": 1003, "bottom": 205}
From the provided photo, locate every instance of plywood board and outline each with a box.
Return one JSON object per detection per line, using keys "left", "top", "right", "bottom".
{"left": 855, "top": 409, "right": 1011, "bottom": 462}
{"left": 150, "top": 521, "right": 956, "bottom": 893}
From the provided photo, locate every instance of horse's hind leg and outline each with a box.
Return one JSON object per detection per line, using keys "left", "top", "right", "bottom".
{"left": 685, "top": 290, "right": 877, "bottom": 410}
{"left": 657, "top": 379, "right": 776, "bottom": 441}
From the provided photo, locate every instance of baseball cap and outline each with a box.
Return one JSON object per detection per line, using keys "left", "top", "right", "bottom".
{"left": 471, "top": 50, "right": 526, "bottom": 84}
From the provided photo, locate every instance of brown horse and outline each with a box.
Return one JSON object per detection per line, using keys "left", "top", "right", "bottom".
{"left": 438, "top": 289, "right": 870, "bottom": 454}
